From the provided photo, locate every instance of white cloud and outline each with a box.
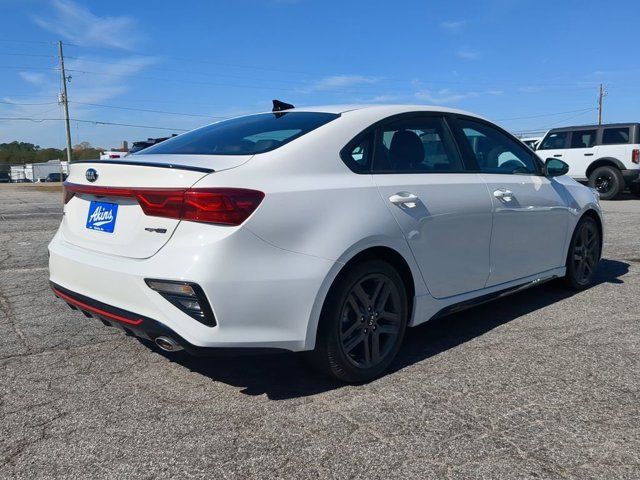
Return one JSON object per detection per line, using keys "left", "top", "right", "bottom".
{"left": 414, "top": 89, "right": 501, "bottom": 105}
{"left": 456, "top": 49, "right": 480, "bottom": 60}
{"left": 0, "top": 55, "right": 162, "bottom": 148}
{"left": 364, "top": 95, "right": 400, "bottom": 103}
{"left": 300, "top": 75, "right": 379, "bottom": 93}
{"left": 33, "top": 0, "right": 140, "bottom": 50}
{"left": 19, "top": 71, "right": 46, "bottom": 85}
{"left": 415, "top": 89, "right": 477, "bottom": 104}
{"left": 440, "top": 20, "right": 467, "bottom": 34}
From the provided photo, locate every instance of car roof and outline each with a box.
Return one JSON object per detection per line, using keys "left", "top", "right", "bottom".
{"left": 549, "top": 122, "right": 640, "bottom": 132}
{"left": 276, "top": 104, "right": 480, "bottom": 117}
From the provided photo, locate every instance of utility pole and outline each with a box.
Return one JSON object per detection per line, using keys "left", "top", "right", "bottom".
{"left": 597, "top": 83, "right": 606, "bottom": 125}
{"left": 57, "top": 41, "right": 73, "bottom": 165}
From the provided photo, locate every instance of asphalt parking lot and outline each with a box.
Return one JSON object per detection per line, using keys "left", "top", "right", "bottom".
{"left": 1, "top": 184, "right": 639, "bottom": 479}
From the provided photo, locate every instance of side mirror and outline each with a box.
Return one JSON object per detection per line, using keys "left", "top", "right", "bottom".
{"left": 545, "top": 158, "right": 569, "bottom": 177}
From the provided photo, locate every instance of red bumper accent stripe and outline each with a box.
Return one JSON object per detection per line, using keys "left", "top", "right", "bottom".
{"left": 52, "top": 287, "right": 144, "bottom": 326}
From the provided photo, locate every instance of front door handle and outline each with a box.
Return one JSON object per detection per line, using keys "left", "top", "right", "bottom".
{"left": 553, "top": 154, "right": 563, "bottom": 157}
{"left": 389, "top": 192, "right": 419, "bottom": 206}
{"left": 584, "top": 153, "right": 594, "bottom": 156}
{"left": 493, "top": 189, "right": 514, "bottom": 201}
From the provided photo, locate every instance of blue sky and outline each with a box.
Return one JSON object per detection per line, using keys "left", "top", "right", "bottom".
{"left": 1, "top": 0, "right": 639, "bottom": 149}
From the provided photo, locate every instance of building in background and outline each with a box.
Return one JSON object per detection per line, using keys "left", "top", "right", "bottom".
{"left": 9, "top": 160, "right": 68, "bottom": 182}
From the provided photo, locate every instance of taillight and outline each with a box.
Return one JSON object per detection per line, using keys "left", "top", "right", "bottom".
{"left": 632, "top": 149, "right": 639, "bottom": 164}
{"left": 62, "top": 183, "right": 264, "bottom": 226}
{"left": 135, "top": 190, "right": 185, "bottom": 218}
{"left": 183, "top": 188, "right": 264, "bottom": 225}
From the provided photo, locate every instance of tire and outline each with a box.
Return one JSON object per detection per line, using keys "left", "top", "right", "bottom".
{"left": 563, "top": 216, "right": 601, "bottom": 290}
{"left": 310, "top": 259, "right": 408, "bottom": 383}
{"left": 588, "top": 165, "right": 623, "bottom": 200}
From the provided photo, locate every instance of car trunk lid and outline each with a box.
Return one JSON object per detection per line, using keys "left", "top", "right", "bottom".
{"left": 60, "top": 156, "right": 251, "bottom": 258}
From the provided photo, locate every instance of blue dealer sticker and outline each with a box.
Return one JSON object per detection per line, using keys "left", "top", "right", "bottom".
{"left": 86, "top": 201, "right": 118, "bottom": 233}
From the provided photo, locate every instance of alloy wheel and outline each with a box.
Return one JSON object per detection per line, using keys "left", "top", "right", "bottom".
{"left": 594, "top": 173, "right": 613, "bottom": 194}
{"left": 339, "top": 273, "right": 402, "bottom": 368}
{"left": 572, "top": 221, "right": 600, "bottom": 284}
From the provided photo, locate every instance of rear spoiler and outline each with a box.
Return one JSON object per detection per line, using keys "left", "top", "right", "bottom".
{"left": 68, "top": 159, "right": 214, "bottom": 174}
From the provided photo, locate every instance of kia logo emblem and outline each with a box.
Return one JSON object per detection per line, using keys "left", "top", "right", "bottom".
{"left": 85, "top": 168, "right": 98, "bottom": 182}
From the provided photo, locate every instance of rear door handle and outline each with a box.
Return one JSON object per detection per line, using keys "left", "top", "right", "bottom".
{"left": 389, "top": 192, "right": 419, "bottom": 206}
{"left": 553, "top": 154, "right": 563, "bottom": 157}
{"left": 584, "top": 153, "right": 594, "bottom": 156}
{"left": 493, "top": 189, "right": 514, "bottom": 201}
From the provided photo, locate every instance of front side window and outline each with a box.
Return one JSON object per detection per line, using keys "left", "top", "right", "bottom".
{"left": 602, "top": 127, "right": 630, "bottom": 145}
{"left": 372, "top": 116, "right": 463, "bottom": 173}
{"left": 140, "top": 112, "right": 339, "bottom": 156}
{"left": 457, "top": 119, "right": 537, "bottom": 174}
{"left": 539, "top": 131, "right": 568, "bottom": 150}
{"left": 570, "top": 129, "right": 597, "bottom": 148}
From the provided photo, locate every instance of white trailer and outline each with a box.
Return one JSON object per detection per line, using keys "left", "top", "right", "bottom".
{"left": 23, "top": 160, "right": 68, "bottom": 182}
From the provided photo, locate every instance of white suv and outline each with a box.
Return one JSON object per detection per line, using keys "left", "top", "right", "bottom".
{"left": 536, "top": 123, "right": 640, "bottom": 199}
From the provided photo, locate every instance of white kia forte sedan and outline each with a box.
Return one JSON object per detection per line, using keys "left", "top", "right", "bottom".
{"left": 49, "top": 103, "right": 603, "bottom": 382}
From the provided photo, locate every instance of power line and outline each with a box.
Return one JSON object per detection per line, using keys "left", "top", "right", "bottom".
{"left": 70, "top": 101, "right": 224, "bottom": 118}
{"left": 0, "top": 116, "right": 189, "bottom": 131}
{"left": 0, "top": 39, "right": 55, "bottom": 45}
{"left": 0, "top": 65, "right": 58, "bottom": 71}
{"left": 496, "top": 107, "right": 595, "bottom": 122}
{"left": 72, "top": 118, "right": 189, "bottom": 131}
{"left": 0, "top": 53, "right": 56, "bottom": 59}
{"left": 0, "top": 100, "right": 58, "bottom": 106}
{"left": 513, "top": 109, "right": 598, "bottom": 134}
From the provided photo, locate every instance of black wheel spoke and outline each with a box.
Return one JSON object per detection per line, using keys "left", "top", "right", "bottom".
{"left": 370, "top": 279, "right": 385, "bottom": 307}
{"left": 353, "top": 284, "right": 370, "bottom": 309}
{"left": 377, "top": 324, "right": 399, "bottom": 335}
{"left": 363, "top": 335, "right": 372, "bottom": 365}
{"left": 344, "top": 332, "right": 365, "bottom": 353}
{"left": 378, "top": 311, "right": 400, "bottom": 323}
{"left": 374, "top": 283, "right": 391, "bottom": 312}
{"left": 346, "top": 295, "right": 361, "bottom": 317}
{"left": 342, "top": 317, "right": 362, "bottom": 338}
{"left": 580, "top": 226, "right": 588, "bottom": 245}
{"left": 576, "top": 259, "right": 586, "bottom": 281}
{"left": 371, "top": 333, "right": 380, "bottom": 363}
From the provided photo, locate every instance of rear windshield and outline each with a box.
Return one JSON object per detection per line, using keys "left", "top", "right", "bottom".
{"left": 140, "top": 112, "right": 340, "bottom": 156}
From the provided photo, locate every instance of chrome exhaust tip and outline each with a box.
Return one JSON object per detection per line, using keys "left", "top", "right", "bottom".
{"left": 154, "top": 336, "right": 184, "bottom": 352}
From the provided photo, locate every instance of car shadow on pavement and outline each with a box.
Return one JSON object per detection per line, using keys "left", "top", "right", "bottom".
{"left": 154, "top": 258, "right": 629, "bottom": 400}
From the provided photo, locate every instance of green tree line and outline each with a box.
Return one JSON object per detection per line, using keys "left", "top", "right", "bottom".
{"left": 0, "top": 141, "right": 104, "bottom": 165}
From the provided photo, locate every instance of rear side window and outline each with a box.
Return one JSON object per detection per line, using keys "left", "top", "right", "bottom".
{"left": 570, "top": 129, "right": 597, "bottom": 148}
{"left": 602, "top": 127, "right": 630, "bottom": 145}
{"left": 539, "top": 131, "right": 568, "bottom": 150}
{"left": 373, "top": 116, "right": 463, "bottom": 173}
{"left": 140, "top": 112, "right": 339, "bottom": 155}
{"left": 342, "top": 133, "right": 373, "bottom": 173}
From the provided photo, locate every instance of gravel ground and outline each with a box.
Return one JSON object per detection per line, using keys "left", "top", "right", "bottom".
{"left": 0, "top": 184, "right": 638, "bottom": 479}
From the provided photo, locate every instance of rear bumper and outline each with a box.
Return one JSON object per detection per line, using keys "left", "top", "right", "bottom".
{"left": 621, "top": 168, "right": 640, "bottom": 185}
{"left": 48, "top": 222, "right": 337, "bottom": 352}
{"left": 51, "top": 282, "right": 285, "bottom": 355}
